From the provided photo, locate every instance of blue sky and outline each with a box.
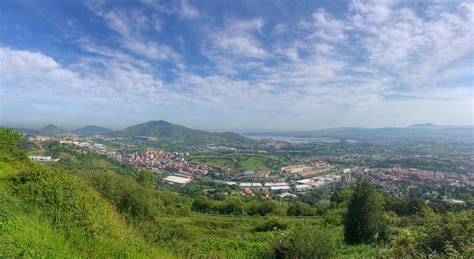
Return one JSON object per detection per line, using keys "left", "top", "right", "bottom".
{"left": 0, "top": 0, "right": 472, "bottom": 131}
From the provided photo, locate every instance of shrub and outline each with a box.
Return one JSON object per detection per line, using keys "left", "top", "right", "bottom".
{"left": 420, "top": 210, "right": 474, "bottom": 256}
{"left": 80, "top": 172, "right": 165, "bottom": 221}
{"left": 255, "top": 217, "right": 288, "bottom": 232}
{"left": 268, "top": 224, "right": 337, "bottom": 258}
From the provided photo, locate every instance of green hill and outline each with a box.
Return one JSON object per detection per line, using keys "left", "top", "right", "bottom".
{"left": 118, "top": 120, "right": 251, "bottom": 146}
{"left": 72, "top": 125, "right": 112, "bottom": 136}
{"left": 39, "top": 124, "right": 67, "bottom": 135}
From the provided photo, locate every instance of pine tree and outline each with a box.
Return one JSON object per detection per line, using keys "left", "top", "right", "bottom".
{"left": 344, "top": 180, "right": 384, "bottom": 244}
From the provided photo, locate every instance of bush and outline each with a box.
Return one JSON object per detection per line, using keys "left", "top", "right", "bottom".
{"left": 192, "top": 196, "right": 213, "bottom": 213}
{"left": 255, "top": 217, "right": 288, "bottom": 232}
{"left": 0, "top": 129, "right": 27, "bottom": 162}
{"left": 268, "top": 224, "right": 338, "bottom": 258}
{"left": 80, "top": 172, "right": 165, "bottom": 221}
{"left": 420, "top": 210, "right": 474, "bottom": 256}
{"left": 287, "top": 201, "right": 315, "bottom": 216}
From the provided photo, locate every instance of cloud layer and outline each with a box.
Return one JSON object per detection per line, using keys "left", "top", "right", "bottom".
{"left": 0, "top": 0, "right": 472, "bottom": 130}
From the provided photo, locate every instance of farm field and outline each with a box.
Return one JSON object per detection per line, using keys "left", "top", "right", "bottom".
{"left": 188, "top": 153, "right": 291, "bottom": 171}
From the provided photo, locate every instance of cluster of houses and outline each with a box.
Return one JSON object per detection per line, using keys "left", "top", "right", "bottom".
{"left": 30, "top": 133, "right": 118, "bottom": 143}
{"left": 122, "top": 150, "right": 174, "bottom": 167}
{"left": 59, "top": 140, "right": 106, "bottom": 149}
{"left": 280, "top": 162, "right": 332, "bottom": 178}
{"left": 162, "top": 162, "right": 213, "bottom": 177}
{"left": 359, "top": 168, "right": 473, "bottom": 189}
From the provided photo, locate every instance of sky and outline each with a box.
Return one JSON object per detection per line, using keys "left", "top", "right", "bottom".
{"left": 0, "top": 0, "right": 473, "bottom": 131}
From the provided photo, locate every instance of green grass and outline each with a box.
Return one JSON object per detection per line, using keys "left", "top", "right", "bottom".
{"left": 189, "top": 153, "right": 291, "bottom": 171}
{"left": 149, "top": 214, "right": 318, "bottom": 258}
{"left": 0, "top": 190, "right": 80, "bottom": 258}
{"left": 0, "top": 162, "right": 12, "bottom": 179}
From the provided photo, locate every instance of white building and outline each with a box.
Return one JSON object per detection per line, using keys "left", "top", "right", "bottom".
{"left": 28, "top": 155, "right": 52, "bottom": 162}
{"left": 163, "top": 175, "right": 193, "bottom": 185}
{"left": 294, "top": 184, "right": 312, "bottom": 192}
{"left": 239, "top": 182, "right": 263, "bottom": 189}
{"left": 263, "top": 182, "right": 288, "bottom": 187}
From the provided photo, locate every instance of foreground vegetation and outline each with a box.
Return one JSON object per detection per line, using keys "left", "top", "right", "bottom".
{"left": 1, "top": 129, "right": 473, "bottom": 258}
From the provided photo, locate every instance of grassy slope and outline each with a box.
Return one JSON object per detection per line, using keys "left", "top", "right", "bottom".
{"left": 0, "top": 161, "right": 173, "bottom": 258}
{"left": 150, "top": 213, "right": 381, "bottom": 258}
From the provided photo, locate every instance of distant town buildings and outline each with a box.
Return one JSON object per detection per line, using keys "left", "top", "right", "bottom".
{"left": 280, "top": 162, "right": 332, "bottom": 178}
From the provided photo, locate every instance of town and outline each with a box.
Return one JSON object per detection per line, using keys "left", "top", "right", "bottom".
{"left": 25, "top": 132, "right": 474, "bottom": 202}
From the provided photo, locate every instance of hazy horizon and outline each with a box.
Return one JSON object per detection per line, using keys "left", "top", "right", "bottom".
{"left": 2, "top": 119, "right": 473, "bottom": 134}
{"left": 1, "top": 0, "right": 473, "bottom": 130}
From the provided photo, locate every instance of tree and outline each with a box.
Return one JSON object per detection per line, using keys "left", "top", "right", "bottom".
{"left": 0, "top": 128, "right": 21, "bottom": 152}
{"left": 344, "top": 180, "right": 385, "bottom": 244}
{"left": 330, "top": 190, "right": 343, "bottom": 208}
{"left": 287, "top": 201, "right": 314, "bottom": 216}
{"left": 222, "top": 197, "right": 244, "bottom": 215}
{"left": 0, "top": 128, "right": 26, "bottom": 161}
{"left": 192, "top": 196, "right": 212, "bottom": 213}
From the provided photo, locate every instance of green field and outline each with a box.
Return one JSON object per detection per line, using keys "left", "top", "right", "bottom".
{"left": 188, "top": 152, "right": 291, "bottom": 171}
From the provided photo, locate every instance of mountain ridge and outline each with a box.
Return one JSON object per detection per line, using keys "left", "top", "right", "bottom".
{"left": 117, "top": 120, "right": 250, "bottom": 145}
{"left": 39, "top": 124, "right": 67, "bottom": 135}
{"left": 72, "top": 125, "right": 112, "bottom": 136}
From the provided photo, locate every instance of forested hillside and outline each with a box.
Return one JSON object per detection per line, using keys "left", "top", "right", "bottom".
{"left": 1, "top": 129, "right": 473, "bottom": 258}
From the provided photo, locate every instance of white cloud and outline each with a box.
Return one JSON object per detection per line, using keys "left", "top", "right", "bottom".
{"left": 180, "top": 0, "right": 199, "bottom": 18}
{"left": 0, "top": 47, "right": 166, "bottom": 103}
{"left": 86, "top": 1, "right": 181, "bottom": 65}
{"left": 206, "top": 18, "right": 268, "bottom": 60}
{"left": 0, "top": 47, "right": 83, "bottom": 92}
{"left": 349, "top": 0, "right": 474, "bottom": 91}
{"left": 305, "top": 8, "right": 346, "bottom": 41}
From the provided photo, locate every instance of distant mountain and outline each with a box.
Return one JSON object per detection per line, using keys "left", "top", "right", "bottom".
{"left": 39, "top": 124, "right": 67, "bottom": 135}
{"left": 118, "top": 120, "right": 250, "bottom": 146}
{"left": 406, "top": 123, "right": 473, "bottom": 130}
{"left": 407, "top": 123, "right": 441, "bottom": 129}
{"left": 72, "top": 125, "right": 112, "bottom": 136}
{"left": 246, "top": 125, "right": 474, "bottom": 143}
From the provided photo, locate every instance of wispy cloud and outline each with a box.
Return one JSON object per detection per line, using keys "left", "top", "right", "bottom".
{"left": 180, "top": 0, "right": 199, "bottom": 19}
{"left": 206, "top": 18, "right": 268, "bottom": 60}
{"left": 86, "top": 0, "right": 183, "bottom": 66}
